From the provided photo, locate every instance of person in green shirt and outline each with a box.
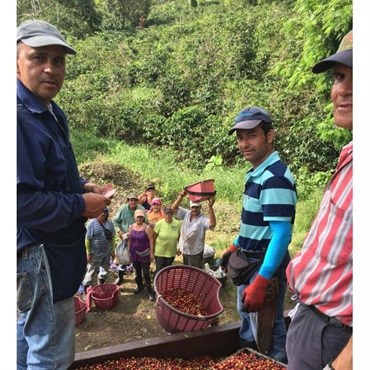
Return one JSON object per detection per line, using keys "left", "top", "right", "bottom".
{"left": 153, "top": 206, "right": 181, "bottom": 278}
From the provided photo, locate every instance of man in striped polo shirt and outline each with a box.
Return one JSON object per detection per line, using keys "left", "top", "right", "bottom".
{"left": 222, "top": 106, "right": 297, "bottom": 363}
{"left": 286, "top": 30, "right": 353, "bottom": 370}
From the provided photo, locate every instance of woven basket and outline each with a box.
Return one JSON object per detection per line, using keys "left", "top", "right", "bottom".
{"left": 154, "top": 265, "right": 224, "bottom": 333}
{"left": 74, "top": 295, "right": 87, "bottom": 326}
{"left": 87, "top": 283, "right": 120, "bottom": 311}
{"left": 184, "top": 179, "right": 216, "bottom": 203}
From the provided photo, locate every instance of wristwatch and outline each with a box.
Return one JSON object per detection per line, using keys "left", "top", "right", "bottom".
{"left": 323, "top": 362, "right": 335, "bottom": 370}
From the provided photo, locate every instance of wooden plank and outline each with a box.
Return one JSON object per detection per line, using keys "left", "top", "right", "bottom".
{"left": 69, "top": 321, "right": 241, "bottom": 369}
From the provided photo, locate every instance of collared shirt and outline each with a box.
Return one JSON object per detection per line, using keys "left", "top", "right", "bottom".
{"left": 238, "top": 151, "right": 297, "bottom": 252}
{"left": 176, "top": 207, "right": 213, "bottom": 255}
{"left": 287, "top": 142, "right": 353, "bottom": 326}
{"left": 17, "top": 79, "right": 87, "bottom": 251}
{"left": 112, "top": 204, "right": 148, "bottom": 234}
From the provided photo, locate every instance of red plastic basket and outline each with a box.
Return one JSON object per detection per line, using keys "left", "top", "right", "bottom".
{"left": 74, "top": 295, "right": 87, "bottom": 326}
{"left": 154, "top": 265, "right": 224, "bottom": 334}
{"left": 184, "top": 179, "right": 216, "bottom": 203}
{"left": 87, "top": 283, "right": 120, "bottom": 311}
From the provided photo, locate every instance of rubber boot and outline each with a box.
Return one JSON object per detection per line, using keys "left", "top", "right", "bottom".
{"left": 115, "top": 270, "right": 124, "bottom": 285}
{"left": 147, "top": 286, "right": 155, "bottom": 301}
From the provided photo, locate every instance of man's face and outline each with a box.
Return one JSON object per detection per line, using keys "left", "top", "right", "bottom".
{"left": 331, "top": 64, "right": 352, "bottom": 130}
{"left": 236, "top": 126, "right": 274, "bottom": 168}
{"left": 17, "top": 43, "right": 66, "bottom": 105}
{"left": 190, "top": 206, "right": 201, "bottom": 216}
{"left": 128, "top": 198, "right": 138, "bottom": 210}
{"left": 98, "top": 211, "right": 108, "bottom": 222}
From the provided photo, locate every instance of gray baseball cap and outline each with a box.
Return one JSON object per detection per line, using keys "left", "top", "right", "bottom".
{"left": 312, "top": 30, "right": 352, "bottom": 74}
{"left": 17, "top": 20, "right": 76, "bottom": 55}
{"left": 228, "top": 106, "right": 273, "bottom": 135}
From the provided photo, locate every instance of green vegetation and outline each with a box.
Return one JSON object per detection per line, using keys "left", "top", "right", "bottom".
{"left": 18, "top": 0, "right": 353, "bottom": 256}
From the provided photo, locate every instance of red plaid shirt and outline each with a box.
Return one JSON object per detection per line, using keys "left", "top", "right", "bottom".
{"left": 287, "top": 142, "right": 353, "bottom": 326}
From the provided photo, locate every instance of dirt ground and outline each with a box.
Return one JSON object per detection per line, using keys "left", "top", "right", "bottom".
{"left": 75, "top": 160, "right": 297, "bottom": 355}
{"left": 74, "top": 265, "right": 239, "bottom": 353}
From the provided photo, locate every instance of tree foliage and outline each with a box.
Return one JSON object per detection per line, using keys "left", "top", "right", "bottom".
{"left": 17, "top": 0, "right": 353, "bottom": 179}
{"left": 17, "top": 0, "right": 101, "bottom": 38}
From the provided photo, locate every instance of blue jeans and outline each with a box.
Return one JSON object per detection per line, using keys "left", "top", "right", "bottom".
{"left": 237, "top": 267, "right": 288, "bottom": 363}
{"left": 17, "top": 244, "right": 75, "bottom": 370}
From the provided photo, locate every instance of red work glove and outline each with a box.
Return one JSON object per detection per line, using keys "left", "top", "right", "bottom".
{"left": 241, "top": 274, "right": 270, "bottom": 313}
{"left": 220, "top": 243, "right": 238, "bottom": 271}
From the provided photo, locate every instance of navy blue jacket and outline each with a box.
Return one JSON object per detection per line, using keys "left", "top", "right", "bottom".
{"left": 17, "top": 79, "right": 87, "bottom": 251}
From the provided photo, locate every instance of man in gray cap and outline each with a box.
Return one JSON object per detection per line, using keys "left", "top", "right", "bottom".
{"left": 286, "top": 30, "right": 353, "bottom": 370}
{"left": 17, "top": 20, "right": 111, "bottom": 369}
{"left": 221, "top": 106, "right": 297, "bottom": 363}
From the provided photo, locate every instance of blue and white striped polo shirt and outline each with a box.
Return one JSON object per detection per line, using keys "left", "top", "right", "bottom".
{"left": 86, "top": 219, "right": 115, "bottom": 257}
{"left": 237, "top": 151, "right": 297, "bottom": 252}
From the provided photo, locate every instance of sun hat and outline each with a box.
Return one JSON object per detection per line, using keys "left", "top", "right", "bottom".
{"left": 17, "top": 20, "right": 76, "bottom": 55}
{"left": 127, "top": 192, "right": 138, "bottom": 200}
{"left": 312, "top": 30, "right": 353, "bottom": 73}
{"left": 151, "top": 198, "right": 162, "bottom": 205}
{"left": 228, "top": 106, "right": 273, "bottom": 135}
{"left": 164, "top": 206, "right": 173, "bottom": 213}
{"left": 190, "top": 201, "right": 201, "bottom": 207}
{"left": 134, "top": 209, "right": 145, "bottom": 218}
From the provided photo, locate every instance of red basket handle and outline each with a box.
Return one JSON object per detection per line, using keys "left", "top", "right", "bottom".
{"left": 184, "top": 189, "right": 217, "bottom": 197}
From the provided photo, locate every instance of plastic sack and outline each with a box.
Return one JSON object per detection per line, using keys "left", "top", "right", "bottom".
{"left": 115, "top": 240, "right": 131, "bottom": 265}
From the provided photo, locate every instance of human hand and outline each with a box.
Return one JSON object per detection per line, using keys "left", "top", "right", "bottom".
{"left": 241, "top": 274, "right": 270, "bottom": 312}
{"left": 82, "top": 192, "right": 111, "bottom": 218}
{"left": 220, "top": 243, "right": 237, "bottom": 271}
{"left": 83, "top": 182, "right": 104, "bottom": 194}
{"left": 180, "top": 189, "right": 187, "bottom": 197}
{"left": 208, "top": 197, "right": 215, "bottom": 207}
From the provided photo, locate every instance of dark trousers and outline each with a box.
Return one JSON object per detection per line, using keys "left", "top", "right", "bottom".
{"left": 286, "top": 303, "right": 352, "bottom": 370}
{"left": 183, "top": 251, "right": 204, "bottom": 269}
{"left": 154, "top": 256, "right": 175, "bottom": 278}
{"left": 132, "top": 260, "right": 152, "bottom": 291}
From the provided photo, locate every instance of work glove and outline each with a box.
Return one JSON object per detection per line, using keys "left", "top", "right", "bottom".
{"left": 220, "top": 243, "right": 238, "bottom": 271}
{"left": 241, "top": 274, "right": 270, "bottom": 313}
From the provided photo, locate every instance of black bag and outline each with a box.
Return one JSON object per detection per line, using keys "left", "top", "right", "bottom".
{"left": 100, "top": 224, "right": 113, "bottom": 240}
{"left": 226, "top": 249, "right": 264, "bottom": 286}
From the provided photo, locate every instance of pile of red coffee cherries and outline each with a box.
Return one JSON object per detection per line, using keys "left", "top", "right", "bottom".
{"left": 76, "top": 352, "right": 287, "bottom": 369}
{"left": 161, "top": 287, "right": 208, "bottom": 316}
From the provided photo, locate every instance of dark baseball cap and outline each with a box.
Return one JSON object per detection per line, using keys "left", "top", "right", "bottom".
{"left": 312, "top": 30, "right": 352, "bottom": 73}
{"left": 164, "top": 206, "right": 173, "bottom": 213}
{"left": 17, "top": 20, "right": 76, "bottom": 55}
{"left": 228, "top": 106, "right": 273, "bottom": 135}
{"left": 146, "top": 183, "right": 155, "bottom": 191}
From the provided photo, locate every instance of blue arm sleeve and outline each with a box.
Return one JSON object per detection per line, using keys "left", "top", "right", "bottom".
{"left": 233, "top": 235, "right": 240, "bottom": 247}
{"left": 258, "top": 221, "right": 292, "bottom": 279}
